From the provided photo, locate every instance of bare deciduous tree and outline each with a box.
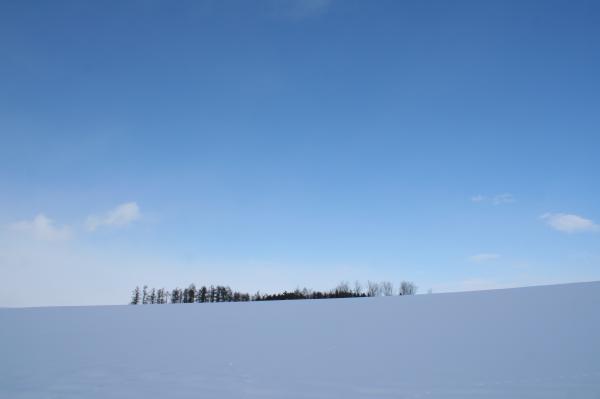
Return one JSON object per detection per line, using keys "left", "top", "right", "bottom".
{"left": 367, "top": 280, "right": 380, "bottom": 297}
{"left": 399, "top": 281, "right": 417, "bottom": 295}
{"left": 336, "top": 281, "right": 350, "bottom": 293}
{"left": 353, "top": 280, "right": 362, "bottom": 296}
{"left": 381, "top": 281, "right": 394, "bottom": 296}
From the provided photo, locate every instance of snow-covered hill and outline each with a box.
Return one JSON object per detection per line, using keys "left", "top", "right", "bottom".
{"left": 1, "top": 282, "right": 599, "bottom": 398}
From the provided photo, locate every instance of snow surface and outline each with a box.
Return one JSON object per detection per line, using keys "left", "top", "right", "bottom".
{"left": 1, "top": 282, "right": 599, "bottom": 398}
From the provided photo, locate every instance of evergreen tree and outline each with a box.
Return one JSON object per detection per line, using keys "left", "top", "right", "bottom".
{"left": 209, "top": 285, "right": 216, "bottom": 303}
{"left": 171, "top": 288, "right": 181, "bottom": 304}
{"left": 187, "top": 284, "right": 197, "bottom": 303}
{"left": 197, "top": 286, "right": 207, "bottom": 303}
{"left": 130, "top": 286, "right": 141, "bottom": 305}
{"left": 142, "top": 285, "right": 149, "bottom": 304}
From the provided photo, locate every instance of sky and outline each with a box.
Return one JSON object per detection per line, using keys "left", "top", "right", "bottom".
{"left": 1, "top": 0, "right": 599, "bottom": 307}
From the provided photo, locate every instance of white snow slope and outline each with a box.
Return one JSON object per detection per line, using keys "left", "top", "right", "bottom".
{"left": 1, "top": 282, "right": 599, "bottom": 398}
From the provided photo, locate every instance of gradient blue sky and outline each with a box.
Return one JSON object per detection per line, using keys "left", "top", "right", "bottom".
{"left": 1, "top": 0, "right": 599, "bottom": 306}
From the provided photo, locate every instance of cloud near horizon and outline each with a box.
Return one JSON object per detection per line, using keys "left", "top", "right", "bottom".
{"left": 541, "top": 213, "right": 599, "bottom": 234}
{"left": 471, "top": 193, "right": 515, "bottom": 205}
{"left": 469, "top": 253, "right": 500, "bottom": 263}
{"left": 86, "top": 202, "right": 141, "bottom": 231}
{"left": 10, "top": 214, "right": 72, "bottom": 241}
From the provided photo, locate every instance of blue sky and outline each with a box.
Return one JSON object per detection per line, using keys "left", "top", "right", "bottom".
{"left": 1, "top": 0, "right": 599, "bottom": 306}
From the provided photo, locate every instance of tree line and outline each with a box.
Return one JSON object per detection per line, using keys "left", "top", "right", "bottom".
{"left": 130, "top": 280, "right": 417, "bottom": 305}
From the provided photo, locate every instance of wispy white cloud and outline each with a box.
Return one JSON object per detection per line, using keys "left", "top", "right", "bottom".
{"left": 10, "top": 214, "right": 72, "bottom": 241}
{"left": 471, "top": 193, "right": 515, "bottom": 205}
{"left": 491, "top": 193, "right": 515, "bottom": 205}
{"left": 540, "top": 213, "right": 599, "bottom": 234}
{"left": 86, "top": 202, "right": 141, "bottom": 231}
{"left": 469, "top": 253, "right": 500, "bottom": 263}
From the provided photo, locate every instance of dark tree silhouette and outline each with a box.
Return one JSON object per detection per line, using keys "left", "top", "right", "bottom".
{"left": 129, "top": 279, "right": 416, "bottom": 304}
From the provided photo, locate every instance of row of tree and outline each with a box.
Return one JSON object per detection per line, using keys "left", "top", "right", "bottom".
{"left": 130, "top": 280, "right": 417, "bottom": 305}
